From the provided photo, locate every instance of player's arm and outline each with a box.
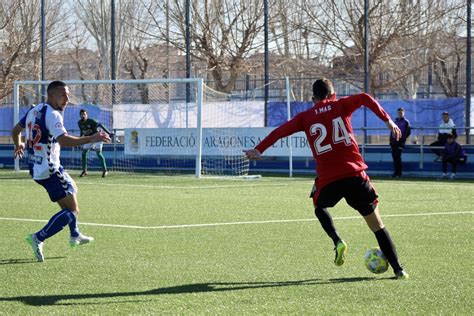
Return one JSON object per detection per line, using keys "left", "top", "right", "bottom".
{"left": 11, "top": 111, "right": 30, "bottom": 159}
{"left": 11, "top": 122, "right": 25, "bottom": 159}
{"left": 57, "top": 132, "right": 111, "bottom": 147}
{"left": 244, "top": 115, "right": 303, "bottom": 160}
{"left": 97, "top": 122, "right": 112, "bottom": 136}
{"left": 49, "top": 111, "right": 110, "bottom": 147}
{"left": 345, "top": 93, "right": 401, "bottom": 141}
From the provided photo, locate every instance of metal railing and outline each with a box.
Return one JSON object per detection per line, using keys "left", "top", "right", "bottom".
{"left": 357, "top": 127, "right": 474, "bottom": 170}
{"left": 1, "top": 127, "right": 473, "bottom": 146}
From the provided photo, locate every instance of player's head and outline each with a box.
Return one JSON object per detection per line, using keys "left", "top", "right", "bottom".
{"left": 397, "top": 107, "right": 405, "bottom": 118}
{"left": 312, "top": 78, "right": 334, "bottom": 101}
{"left": 80, "top": 109, "right": 88, "bottom": 121}
{"left": 47, "top": 81, "right": 69, "bottom": 111}
{"left": 442, "top": 111, "right": 449, "bottom": 123}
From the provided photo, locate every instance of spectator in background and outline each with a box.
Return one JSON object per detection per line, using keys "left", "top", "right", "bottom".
{"left": 390, "top": 107, "right": 411, "bottom": 178}
{"left": 440, "top": 133, "right": 464, "bottom": 180}
{"left": 430, "top": 111, "right": 457, "bottom": 161}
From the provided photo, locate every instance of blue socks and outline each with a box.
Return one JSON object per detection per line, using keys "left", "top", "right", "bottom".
{"left": 36, "top": 209, "right": 76, "bottom": 242}
{"left": 68, "top": 211, "right": 80, "bottom": 238}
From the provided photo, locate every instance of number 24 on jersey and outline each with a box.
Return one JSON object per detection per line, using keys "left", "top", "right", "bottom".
{"left": 310, "top": 117, "right": 352, "bottom": 155}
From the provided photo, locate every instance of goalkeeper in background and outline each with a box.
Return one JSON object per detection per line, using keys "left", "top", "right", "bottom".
{"left": 78, "top": 109, "right": 112, "bottom": 177}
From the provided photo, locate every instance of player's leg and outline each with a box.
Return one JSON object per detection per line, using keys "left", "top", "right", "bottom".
{"left": 55, "top": 176, "right": 94, "bottom": 247}
{"left": 96, "top": 150, "right": 108, "bottom": 177}
{"left": 345, "top": 177, "right": 408, "bottom": 279}
{"left": 57, "top": 176, "right": 80, "bottom": 239}
{"left": 80, "top": 148, "right": 90, "bottom": 177}
{"left": 27, "top": 206, "right": 76, "bottom": 261}
{"left": 315, "top": 207, "right": 341, "bottom": 247}
{"left": 362, "top": 209, "right": 407, "bottom": 279}
{"left": 441, "top": 157, "right": 448, "bottom": 179}
{"left": 95, "top": 143, "right": 108, "bottom": 177}
{"left": 28, "top": 172, "right": 78, "bottom": 261}
{"left": 449, "top": 158, "right": 457, "bottom": 179}
{"left": 390, "top": 145, "right": 402, "bottom": 177}
{"left": 395, "top": 147, "right": 403, "bottom": 176}
{"left": 312, "top": 179, "right": 346, "bottom": 266}
{"left": 56, "top": 194, "right": 93, "bottom": 247}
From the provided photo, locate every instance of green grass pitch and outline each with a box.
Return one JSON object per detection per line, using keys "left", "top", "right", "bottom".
{"left": 0, "top": 170, "right": 473, "bottom": 314}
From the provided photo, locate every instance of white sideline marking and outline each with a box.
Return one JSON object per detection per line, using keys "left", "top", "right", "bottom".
{"left": 0, "top": 179, "right": 301, "bottom": 190}
{"left": 78, "top": 182, "right": 295, "bottom": 190}
{"left": 0, "top": 211, "right": 472, "bottom": 230}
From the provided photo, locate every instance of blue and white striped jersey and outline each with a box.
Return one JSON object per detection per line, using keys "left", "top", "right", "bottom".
{"left": 19, "top": 103, "right": 67, "bottom": 180}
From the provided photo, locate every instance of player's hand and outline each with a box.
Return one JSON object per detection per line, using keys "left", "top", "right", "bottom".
{"left": 100, "top": 131, "right": 111, "bottom": 143}
{"left": 13, "top": 143, "right": 25, "bottom": 159}
{"left": 243, "top": 149, "right": 262, "bottom": 160}
{"left": 92, "top": 131, "right": 111, "bottom": 143}
{"left": 386, "top": 120, "right": 401, "bottom": 141}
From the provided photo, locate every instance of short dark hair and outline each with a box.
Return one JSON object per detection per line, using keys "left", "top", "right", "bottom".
{"left": 47, "top": 80, "right": 67, "bottom": 93}
{"left": 80, "top": 109, "right": 87, "bottom": 114}
{"left": 312, "top": 78, "right": 334, "bottom": 101}
{"left": 442, "top": 111, "right": 449, "bottom": 116}
{"left": 397, "top": 107, "right": 404, "bottom": 111}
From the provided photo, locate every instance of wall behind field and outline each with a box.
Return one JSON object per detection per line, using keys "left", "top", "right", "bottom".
{"left": 267, "top": 98, "right": 467, "bottom": 135}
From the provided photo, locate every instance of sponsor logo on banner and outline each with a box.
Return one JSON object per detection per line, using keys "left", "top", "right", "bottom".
{"left": 129, "top": 130, "right": 139, "bottom": 152}
{"left": 125, "top": 128, "right": 312, "bottom": 157}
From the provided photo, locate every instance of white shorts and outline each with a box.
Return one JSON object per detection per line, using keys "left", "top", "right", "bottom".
{"left": 83, "top": 142, "right": 103, "bottom": 151}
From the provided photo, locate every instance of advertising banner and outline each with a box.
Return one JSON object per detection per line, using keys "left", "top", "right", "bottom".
{"left": 124, "top": 128, "right": 313, "bottom": 157}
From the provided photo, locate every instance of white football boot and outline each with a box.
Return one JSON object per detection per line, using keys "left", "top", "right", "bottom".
{"left": 70, "top": 234, "right": 95, "bottom": 248}
{"left": 26, "top": 234, "right": 44, "bottom": 262}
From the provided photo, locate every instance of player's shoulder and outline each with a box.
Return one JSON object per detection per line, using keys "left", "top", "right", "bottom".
{"left": 44, "top": 104, "right": 63, "bottom": 122}
{"left": 339, "top": 93, "right": 370, "bottom": 102}
{"left": 294, "top": 104, "right": 322, "bottom": 121}
{"left": 46, "top": 104, "right": 60, "bottom": 116}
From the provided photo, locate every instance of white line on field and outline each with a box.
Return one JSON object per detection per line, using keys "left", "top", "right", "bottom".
{"left": 78, "top": 182, "right": 295, "bottom": 189}
{"left": 3, "top": 178, "right": 473, "bottom": 190}
{"left": 0, "top": 179, "right": 301, "bottom": 189}
{"left": 0, "top": 211, "right": 472, "bottom": 230}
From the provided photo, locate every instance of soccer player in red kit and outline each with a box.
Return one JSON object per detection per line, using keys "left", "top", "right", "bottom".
{"left": 244, "top": 78, "right": 409, "bottom": 279}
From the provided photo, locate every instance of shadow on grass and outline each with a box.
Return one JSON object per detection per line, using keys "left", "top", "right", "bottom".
{"left": 0, "top": 257, "right": 66, "bottom": 265}
{"left": 0, "top": 277, "right": 392, "bottom": 306}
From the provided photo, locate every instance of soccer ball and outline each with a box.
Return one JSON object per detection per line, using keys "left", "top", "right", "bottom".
{"left": 364, "top": 247, "right": 389, "bottom": 274}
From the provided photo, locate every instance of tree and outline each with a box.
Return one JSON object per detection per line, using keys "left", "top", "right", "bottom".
{"left": 300, "top": 0, "right": 465, "bottom": 98}
{"left": 75, "top": 0, "right": 128, "bottom": 80}
{"left": 133, "top": 0, "right": 268, "bottom": 93}
{"left": 430, "top": 3, "right": 466, "bottom": 98}
{"left": 0, "top": 0, "right": 64, "bottom": 102}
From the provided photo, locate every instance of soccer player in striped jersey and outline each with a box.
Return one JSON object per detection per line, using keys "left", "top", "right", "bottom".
{"left": 12, "top": 81, "right": 110, "bottom": 262}
{"left": 244, "top": 78, "right": 409, "bottom": 279}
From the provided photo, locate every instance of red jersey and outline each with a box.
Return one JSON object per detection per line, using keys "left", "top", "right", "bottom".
{"left": 255, "top": 93, "right": 391, "bottom": 188}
